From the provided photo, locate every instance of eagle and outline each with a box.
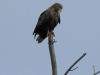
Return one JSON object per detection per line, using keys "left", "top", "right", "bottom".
{"left": 32, "top": 3, "right": 63, "bottom": 43}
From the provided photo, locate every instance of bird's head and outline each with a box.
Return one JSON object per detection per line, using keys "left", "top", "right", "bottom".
{"left": 49, "top": 3, "right": 63, "bottom": 12}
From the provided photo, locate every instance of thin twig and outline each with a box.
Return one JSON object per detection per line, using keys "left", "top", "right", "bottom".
{"left": 48, "top": 34, "right": 57, "bottom": 75}
{"left": 93, "top": 65, "right": 95, "bottom": 75}
{"left": 70, "top": 67, "right": 78, "bottom": 71}
{"left": 64, "top": 53, "right": 87, "bottom": 75}
{"left": 93, "top": 65, "right": 100, "bottom": 75}
{"left": 94, "top": 71, "right": 100, "bottom": 75}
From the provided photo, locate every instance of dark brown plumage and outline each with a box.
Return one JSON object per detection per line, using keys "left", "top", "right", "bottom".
{"left": 32, "top": 3, "right": 63, "bottom": 43}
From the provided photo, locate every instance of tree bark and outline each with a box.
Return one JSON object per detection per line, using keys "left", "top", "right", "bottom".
{"left": 48, "top": 34, "right": 57, "bottom": 75}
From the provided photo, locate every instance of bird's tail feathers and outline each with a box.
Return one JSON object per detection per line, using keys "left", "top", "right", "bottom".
{"left": 34, "top": 33, "right": 37, "bottom": 39}
{"left": 32, "top": 32, "right": 37, "bottom": 39}
{"left": 36, "top": 35, "right": 43, "bottom": 43}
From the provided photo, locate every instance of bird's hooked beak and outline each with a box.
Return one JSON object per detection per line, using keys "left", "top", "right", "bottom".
{"left": 59, "top": 8, "right": 62, "bottom": 12}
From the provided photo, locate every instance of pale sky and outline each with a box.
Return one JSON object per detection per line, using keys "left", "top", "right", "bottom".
{"left": 0, "top": 0, "right": 100, "bottom": 75}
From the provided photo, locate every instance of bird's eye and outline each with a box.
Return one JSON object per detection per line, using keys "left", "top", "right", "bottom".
{"left": 59, "top": 7, "right": 62, "bottom": 9}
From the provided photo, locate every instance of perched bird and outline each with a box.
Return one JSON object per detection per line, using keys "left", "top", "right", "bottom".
{"left": 32, "top": 3, "right": 63, "bottom": 43}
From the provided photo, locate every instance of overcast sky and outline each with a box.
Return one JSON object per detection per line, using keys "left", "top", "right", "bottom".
{"left": 0, "top": 0, "right": 100, "bottom": 75}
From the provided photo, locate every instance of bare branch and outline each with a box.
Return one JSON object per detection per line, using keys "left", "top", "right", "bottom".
{"left": 64, "top": 53, "right": 87, "bottom": 75}
{"left": 93, "top": 65, "right": 95, "bottom": 75}
{"left": 70, "top": 67, "right": 78, "bottom": 71}
{"left": 93, "top": 65, "right": 100, "bottom": 75}
{"left": 94, "top": 71, "right": 100, "bottom": 75}
{"left": 53, "top": 39, "right": 57, "bottom": 43}
{"left": 48, "top": 34, "right": 57, "bottom": 75}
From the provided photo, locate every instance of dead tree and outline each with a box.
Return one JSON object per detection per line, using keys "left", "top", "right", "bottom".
{"left": 48, "top": 34, "right": 57, "bottom": 75}
{"left": 48, "top": 34, "right": 99, "bottom": 75}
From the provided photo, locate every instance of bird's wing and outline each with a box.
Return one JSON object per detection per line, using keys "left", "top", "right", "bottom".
{"left": 33, "top": 10, "right": 51, "bottom": 38}
{"left": 58, "top": 14, "right": 60, "bottom": 24}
